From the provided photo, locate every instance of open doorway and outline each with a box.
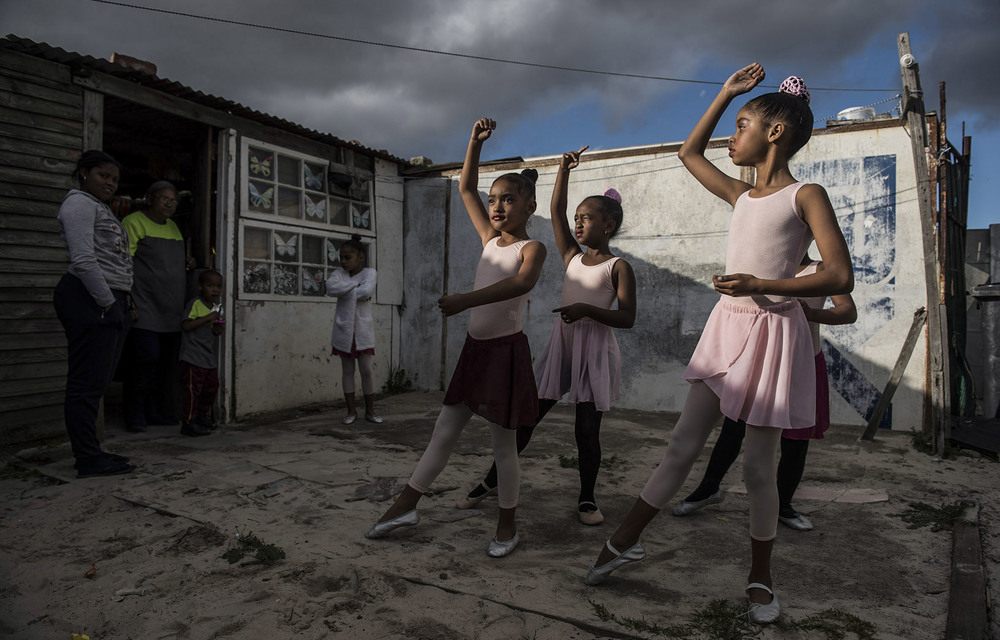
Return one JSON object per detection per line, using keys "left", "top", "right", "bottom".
{"left": 100, "top": 96, "right": 218, "bottom": 431}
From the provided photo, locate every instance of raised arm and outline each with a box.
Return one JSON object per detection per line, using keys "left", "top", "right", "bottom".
{"left": 437, "top": 241, "right": 547, "bottom": 316}
{"left": 554, "top": 258, "right": 636, "bottom": 328}
{"left": 458, "top": 118, "right": 499, "bottom": 246}
{"left": 678, "top": 63, "right": 765, "bottom": 206}
{"left": 551, "top": 146, "right": 588, "bottom": 265}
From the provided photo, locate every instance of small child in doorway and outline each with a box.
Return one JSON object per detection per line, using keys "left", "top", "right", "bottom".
{"left": 179, "top": 269, "right": 224, "bottom": 437}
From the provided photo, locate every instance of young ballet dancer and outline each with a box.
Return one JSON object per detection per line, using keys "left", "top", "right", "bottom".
{"left": 456, "top": 145, "right": 636, "bottom": 526}
{"left": 584, "top": 64, "right": 853, "bottom": 625}
{"left": 326, "top": 234, "right": 381, "bottom": 424}
{"left": 674, "top": 255, "right": 857, "bottom": 530}
{"left": 364, "top": 117, "right": 546, "bottom": 557}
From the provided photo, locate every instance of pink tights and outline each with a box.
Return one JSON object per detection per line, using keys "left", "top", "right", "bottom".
{"left": 639, "top": 381, "right": 782, "bottom": 540}
{"left": 408, "top": 404, "right": 520, "bottom": 509}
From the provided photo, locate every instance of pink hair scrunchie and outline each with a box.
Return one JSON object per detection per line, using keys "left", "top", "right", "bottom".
{"left": 603, "top": 188, "right": 622, "bottom": 204}
{"left": 779, "top": 76, "right": 810, "bottom": 104}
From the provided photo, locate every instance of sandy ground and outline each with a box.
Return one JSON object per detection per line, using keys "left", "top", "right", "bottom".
{"left": 1, "top": 389, "right": 997, "bottom": 640}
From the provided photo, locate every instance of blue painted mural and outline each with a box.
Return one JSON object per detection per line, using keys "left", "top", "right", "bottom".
{"left": 796, "top": 155, "right": 897, "bottom": 428}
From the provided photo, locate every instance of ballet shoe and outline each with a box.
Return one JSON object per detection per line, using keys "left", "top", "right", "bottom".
{"left": 746, "top": 582, "right": 781, "bottom": 624}
{"left": 365, "top": 509, "right": 419, "bottom": 539}
{"left": 578, "top": 501, "right": 604, "bottom": 526}
{"left": 672, "top": 489, "right": 723, "bottom": 516}
{"left": 455, "top": 483, "right": 497, "bottom": 509}
{"left": 585, "top": 540, "right": 645, "bottom": 585}
{"left": 487, "top": 532, "right": 519, "bottom": 558}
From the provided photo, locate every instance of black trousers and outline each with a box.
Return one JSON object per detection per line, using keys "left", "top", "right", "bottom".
{"left": 53, "top": 274, "right": 132, "bottom": 461}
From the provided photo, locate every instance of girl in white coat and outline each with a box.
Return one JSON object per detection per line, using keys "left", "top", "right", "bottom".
{"left": 326, "top": 234, "right": 381, "bottom": 424}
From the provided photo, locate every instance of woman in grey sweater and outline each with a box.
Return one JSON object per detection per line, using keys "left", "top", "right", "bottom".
{"left": 53, "top": 150, "right": 136, "bottom": 478}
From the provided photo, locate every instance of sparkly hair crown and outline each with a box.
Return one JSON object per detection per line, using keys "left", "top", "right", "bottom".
{"left": 779, "top": 76, "right": 810, "bottom": 104}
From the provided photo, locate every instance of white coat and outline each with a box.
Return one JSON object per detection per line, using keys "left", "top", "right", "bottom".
{"left": 326, "top": 267, "right": 376, "bottom": 353}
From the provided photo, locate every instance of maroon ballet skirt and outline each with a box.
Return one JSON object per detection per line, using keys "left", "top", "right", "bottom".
{"left": 331, "top": 339, "right": 375, "bottom": 359}
{"left": 443, "top": 332, "right": 538, "bottom": 429}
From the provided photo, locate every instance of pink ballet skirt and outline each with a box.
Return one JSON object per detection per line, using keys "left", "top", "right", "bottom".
{"left": 783, "top": 351, "right": 830, "bottom": 440}
{"left": 535, "top": 318, "right": 621, "bottom": 412}
{"left": 683, "top": 297, "right": 815, "bottom": 430}
{"left": 444, "top": 332, "right": 538, "bottom": 430}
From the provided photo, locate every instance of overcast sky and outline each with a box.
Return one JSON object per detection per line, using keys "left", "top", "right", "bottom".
{"left": 3, "top": 0, "right": 997, "bottom": 228}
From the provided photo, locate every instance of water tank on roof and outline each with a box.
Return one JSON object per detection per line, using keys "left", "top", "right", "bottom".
{"left": 837, "top": 106, "right": 877, "bottom": 121}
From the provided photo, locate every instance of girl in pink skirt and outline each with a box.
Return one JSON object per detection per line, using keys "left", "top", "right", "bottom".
{"left": 456, "top": 145, "right": 637, "bottom": 526}
{"left": 584, "top": 64, "right": 854, "bottom": 625}
{"left": 672, "top": 255, "right": 857, "bottom": 530}
{"left": 365, "top": 118, "right": 547, "bottom": 558}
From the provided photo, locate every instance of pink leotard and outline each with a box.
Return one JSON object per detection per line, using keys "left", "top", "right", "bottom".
{"left": 467, "top": 237, "right": 537, "bottom": 340}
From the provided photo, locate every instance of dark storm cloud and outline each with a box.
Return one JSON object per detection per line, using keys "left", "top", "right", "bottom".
{"left": 2, "top": 0, "right": 996, "bottom": 161}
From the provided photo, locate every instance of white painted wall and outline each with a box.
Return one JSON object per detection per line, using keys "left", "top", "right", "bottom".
{"left": 231, "top": 161, "right": 404, "bottom": 417}
{"left": 402, "top": 121, "right": 928, "bottom": 431}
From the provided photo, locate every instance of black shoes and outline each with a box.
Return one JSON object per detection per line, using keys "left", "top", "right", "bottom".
{"left": 76, "top": 454, "right": 135, "bottom": 478}
{"left": 180, "top": 420, "right": 212, "bottom": 437}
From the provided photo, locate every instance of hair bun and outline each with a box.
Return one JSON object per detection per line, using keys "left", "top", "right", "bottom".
{"left": 350, "top": 233, "right": 362, "bottom": 242}
{"left": 520, "top": 168, "right": 539, "bottom": 184}
{"left": 603, "top": 188, "right": 622, "bottom": 204}
{"left": 779, "top": 76, "right": 810, "bottom": 104}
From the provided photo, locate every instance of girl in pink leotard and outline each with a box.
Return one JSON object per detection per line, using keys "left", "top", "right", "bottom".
{"left": 584, "top": 64, "right": 854, "bottom": 625}
{"left": 456, "top": 145, "right": 637, "bottom": 526}
{"left": 365, "top": 118, "right": 546, "bottom": 559}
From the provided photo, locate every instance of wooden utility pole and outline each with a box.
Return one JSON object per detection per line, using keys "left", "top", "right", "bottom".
{"left": 897, "top": 32, "right": 949, "bottom": 451}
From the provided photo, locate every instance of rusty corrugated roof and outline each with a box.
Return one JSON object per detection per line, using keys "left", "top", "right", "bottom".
{"left": 1, "top": 34, "right": 408, "bottom": 166}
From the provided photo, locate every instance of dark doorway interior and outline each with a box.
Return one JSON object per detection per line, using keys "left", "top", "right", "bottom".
{"left": 100, "top": 97, "right": 218, "bottom": 433}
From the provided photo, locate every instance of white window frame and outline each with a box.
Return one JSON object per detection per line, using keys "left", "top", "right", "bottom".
{"left": 237, "top": 137, "right": 377, "bottom": 301}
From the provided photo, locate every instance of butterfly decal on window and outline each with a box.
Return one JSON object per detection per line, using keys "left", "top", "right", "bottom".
{"left": 249, "top": 151, "right": 271, "bottom": 177}
{"left": 304, "top": 165, "right": 324, "bottom": 191}
{"left": 249, "top": 183, "right": 274, "bottom": 209}
{"left": 274, "top": 233, "right": 297, "bottom": 257}
{"left": 353, "top": 207, "right": 371, "bottom": 229}
{"left": 302, "top": 270, "right": 322, "bottom": 292}
{"left": 327, "top": 240, "right": 339, "bottom": 263}
{"left": 305, "top": 194, "right": 326, "bottom": 219}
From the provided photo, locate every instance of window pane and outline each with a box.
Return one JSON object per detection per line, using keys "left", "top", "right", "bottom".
{"left": 304, "top": 161, "right": 326, "bottom": 192}
{"left": 248, "top": 180, "right": 274, "bottom": 213}
{"left": 328, "top": 170, "right": 351, "bottom": 197}
{"left": 248, "top": 147, "right": 273, "bottom": 180}
{"left": 274, "top": 264, "right": 299, "bottom": 295}
{"left": 303, "top": 193, "right": 326, "bottom": 222}
{"left": 244, "top": 262, "right": 270, "bottom": 293}
{"left": 274, "top": 232, "right": 298, "bottom": 262}
{"left": 302, "top": 266, "right": 325, "bottom": 297}
{"left": 350, "top": 176, "right": 371, "bottom": 202}
{"left": 326, "top": 239, "right": 340, "bottom": 266}
{"left": 352, "top": 203, "right": 371, "bottom": 230}
{"left": 244, "top": 227, "right": 270, "bottom": 260}
{"left": 277, "top": 187, "right": 300, "bottom": 219}
{"left": 277, "top": 155, "right": 300, "bottom": 186}
{"left": 302, "top": 235, "right": 324, "bottom": 265}
{"left": 330, "top": 197, "right": 350, "bottom": 226}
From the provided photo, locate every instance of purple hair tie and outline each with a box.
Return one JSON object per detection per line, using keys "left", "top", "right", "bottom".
{"left": 779, "top": 76, "right": 810, "bottom": 104}
{"left": 603, "top": 188, "right": 622, "bottom": 204}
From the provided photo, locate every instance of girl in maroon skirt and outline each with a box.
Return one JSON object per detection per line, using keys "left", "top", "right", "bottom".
{"left": 365, "top": 118, "right": 547, "bottom": 558}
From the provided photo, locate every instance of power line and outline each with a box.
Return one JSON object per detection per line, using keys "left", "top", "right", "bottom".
{"left": 89, "top": 0, "right": 896, "bottom": 92}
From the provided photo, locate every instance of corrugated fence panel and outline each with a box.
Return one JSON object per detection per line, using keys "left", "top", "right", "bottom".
{"left": 0, "top": 49, "right": 81, "bottom": 449}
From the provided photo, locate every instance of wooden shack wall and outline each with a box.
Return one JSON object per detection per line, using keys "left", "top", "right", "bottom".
{"left": 0, "top": 49, "right": 83, "bottom": 448}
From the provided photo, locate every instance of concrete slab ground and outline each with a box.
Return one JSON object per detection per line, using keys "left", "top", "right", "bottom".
{"left": 1, "top": 390, "right": 997, "bottom": 639}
